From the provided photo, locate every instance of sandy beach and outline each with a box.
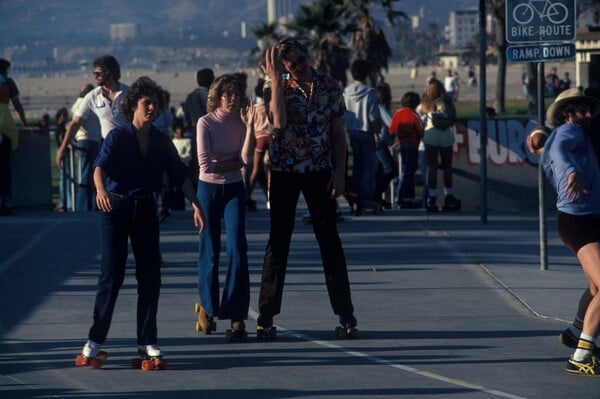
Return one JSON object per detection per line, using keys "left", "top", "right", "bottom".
{"left": 15, "top": 61, "right": 576, "bottom": 121}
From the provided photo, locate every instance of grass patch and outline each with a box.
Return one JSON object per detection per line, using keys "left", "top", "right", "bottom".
{"left": 391, "top": 98, "right": 552, "bottom": 119}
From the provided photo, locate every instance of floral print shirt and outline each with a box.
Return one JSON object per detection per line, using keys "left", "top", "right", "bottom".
{"left": 263, "top": 68, "right": 345, "bottom": 173}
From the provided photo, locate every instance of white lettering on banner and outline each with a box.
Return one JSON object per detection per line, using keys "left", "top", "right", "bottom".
{"left": 460, "top": 119, "right": 539, "bottom": 165}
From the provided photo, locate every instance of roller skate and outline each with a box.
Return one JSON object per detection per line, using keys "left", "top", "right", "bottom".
{"left": 256, "top": 315, "right": 277, "bottom": 340}
{"left": 426, "top": 197, "right": 438, "bottom": 212}
{"left": 75, "top": 340, "right": 108, "bottom": 369}
{"left": 131, "top": 345, "right": 167, "bottom": 371}
{"left": 442, "top": 195, "right": 461, "bottom": 211}
{"left": 335, "top": 315, "right": 359, "bottom": 339}
{"left": 194, "top": 303, "right": 216, "bottom": 334}
{"left": 225, "top": 320, "right": 248, "bottom": 342}
{"left": 354, "top": 199, "right": 382, "bottom": 216}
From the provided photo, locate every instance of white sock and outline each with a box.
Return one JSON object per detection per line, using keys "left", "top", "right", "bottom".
{"left": 573, "top": 333, "right": 596, "bottom": 361}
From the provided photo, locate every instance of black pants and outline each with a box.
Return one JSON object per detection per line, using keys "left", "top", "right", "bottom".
{"left": 0, "top": 137, "right": 12, "bottom": 207}
{"left": 258, "top": 170, "right": 354, "bottom": 319}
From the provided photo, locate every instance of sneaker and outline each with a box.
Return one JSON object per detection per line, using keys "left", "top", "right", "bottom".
{"left": 82, "top": 340, "right": 102, "bottom": 358}
{"left": 139, "top": 344, "right": 162, "bottom": 358}
{"left": 566, "top": 355, "right": 600, "bottom": 377}
{"left": 559, "top": 329, "right": 600, "bottom": 356}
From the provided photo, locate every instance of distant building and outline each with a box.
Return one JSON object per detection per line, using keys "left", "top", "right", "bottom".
{"left": 110, "top": 23, "right": 138, "bottom": 42}
{"left": 267, "top": 0, "right": 294, "bottom": 24}
{"left": 445, "top": 10, "right": 478, "bottom": 49}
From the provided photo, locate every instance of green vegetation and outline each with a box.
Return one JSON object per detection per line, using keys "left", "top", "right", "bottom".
{"left": 391, "top": 98, "right": 550, "bottom": 119}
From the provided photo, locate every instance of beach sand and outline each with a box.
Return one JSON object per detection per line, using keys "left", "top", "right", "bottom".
{"left": 15, "top": 62, "right": 576, "bottom": 121}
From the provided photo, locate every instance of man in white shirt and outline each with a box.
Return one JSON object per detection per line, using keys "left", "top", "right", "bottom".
{"left": 443, "top": 69, "right": 458, "bottom": 102}
{"left": 55, "top": 55, "right": 128, "bottom": 211}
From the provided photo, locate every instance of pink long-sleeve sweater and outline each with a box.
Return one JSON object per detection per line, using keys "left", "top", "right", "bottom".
{"left": 196, "top": 108, "right": 247, "bottom": 184}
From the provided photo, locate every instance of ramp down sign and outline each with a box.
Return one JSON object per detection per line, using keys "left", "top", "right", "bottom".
{"left": 506, "top": 42, "right": 575, "bottom": 63}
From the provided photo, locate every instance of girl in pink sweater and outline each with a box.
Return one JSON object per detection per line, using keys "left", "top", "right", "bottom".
{"left": 195, "top": 74, "right": 250, "bottom": 341}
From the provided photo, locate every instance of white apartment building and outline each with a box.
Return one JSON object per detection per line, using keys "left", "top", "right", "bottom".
{"left": 110, "top": 23, "right": 138, "bottom": 42}
{"left": 445, "top": 10, "right": 478, "bottom": 49}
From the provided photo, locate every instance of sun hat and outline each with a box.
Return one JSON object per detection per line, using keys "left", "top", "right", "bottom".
{"left": 546, "top": 87, "right": 600, "bottom": 125}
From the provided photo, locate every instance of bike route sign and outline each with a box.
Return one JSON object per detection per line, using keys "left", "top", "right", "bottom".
{"left": 506, "top": 0, "right": 576, "bottom": 44}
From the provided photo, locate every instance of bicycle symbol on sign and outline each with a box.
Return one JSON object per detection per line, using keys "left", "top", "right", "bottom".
{"left": 512, "top": 0, "right": 568, "bottom": 24}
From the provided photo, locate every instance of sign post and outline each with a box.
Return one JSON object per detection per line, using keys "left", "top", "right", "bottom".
{"left": 505, "top": 0, "right": 576, "bottom": 271}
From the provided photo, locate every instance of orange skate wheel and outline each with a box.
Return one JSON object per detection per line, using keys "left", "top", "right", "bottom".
{"left": 90, "top": 358, "right": 103, "bottom": 369}
{"left": 131, "top": 358, "right": 142, "bottom": 369}
{"left": 154, "top": 358, "right": 168, "bottom": 370}
{"left": 194, "top": 303, "right": 201, "bottom": 313}
{"left": 141, "top": 359, "right": 154, "bottom": 371}
{"left": 75, "top": 354, "right": 89, "bottom": 366}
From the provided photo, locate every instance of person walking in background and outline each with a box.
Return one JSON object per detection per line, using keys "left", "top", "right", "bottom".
{"left": 241, "top": 72, "right": 272, "bottom": 210}
{"left": 184, "top": 68, "right": 214, "bottom": 132}
{"left": 257, "top": 38, "right": 358, "bottom": 339}
{"left": 389, "top": 91, "right": 424, "bottom": 209}
{"left": 55, "top": 108, "right": 73, "bottom": 212}
{"left": 71, "top": 83, "right": 101, "bottom": 212}
{"left": 343, "top": 59, "right": 381, "bottom": 215}
{"left": 0, "top": 58, "right": 28, "bottom": 216}
{"left": 56, "top": 55, "right": 128, "bottom": 168}
{"left": 374, "top": 84, "right": 395, "bottom": 209}
{"left": 443, "top": 69, "right": 458, "bottom": 102}
{"left": 194, "top": 74, "right": 250, "bottom": 341}
{"left": 537, "top": 88, "right": 600, "bottom": 376}
{"left": 153, "top": 89, "right": 174, "bottom": 222}
{"left": 185, "top": 68, "right": 214, "bottom": 193}
{"left": 75, "top": 76, "right": 204, "bottom": 369}
{"left": 521, "top": 66, "right": 530, "bottom": 99}
{"left": 169, "top": 119, "right": 193, "bottom": 211}
{"left": 420, "top": 79, "right": 460, "bottom": 212}
{"left": 467, "top": 65, "right": 477, "bottom": 88}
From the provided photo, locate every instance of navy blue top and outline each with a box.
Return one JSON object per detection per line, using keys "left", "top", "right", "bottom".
{"left": 94, "top": 123, "right": 188, "bottom": 197}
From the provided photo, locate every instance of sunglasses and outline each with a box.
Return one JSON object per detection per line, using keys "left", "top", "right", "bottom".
{"left": 92, "top": 71, "right": 105, "bottom": 77}
{"left": 287, "top": 55, "right": 306, "bottom": 70}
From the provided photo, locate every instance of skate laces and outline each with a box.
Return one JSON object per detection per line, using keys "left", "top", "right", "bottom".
{"left": 139, "top": 344, "right": 162, "bottom": 357}
{"left": 82, "top": 340, "right": 101, "bottom": 357}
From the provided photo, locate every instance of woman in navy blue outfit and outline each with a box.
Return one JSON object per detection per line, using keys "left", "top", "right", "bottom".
{"left": 75, "top": 76, "right": 204, "bottom": 367}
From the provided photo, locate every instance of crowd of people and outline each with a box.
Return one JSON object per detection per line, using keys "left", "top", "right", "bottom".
{"left": 4, "top": 42, "right": 599, "bottom": 377}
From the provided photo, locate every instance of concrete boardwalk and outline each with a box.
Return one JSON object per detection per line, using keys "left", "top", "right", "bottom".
{"left": 1, "top": 201, "right": 599, "bottom": 398}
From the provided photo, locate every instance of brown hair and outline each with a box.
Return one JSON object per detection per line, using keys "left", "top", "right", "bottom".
{"left": 420, "top": 79, "right": 450, "bottom": 114}
{"left": 206, "top": 74, "right": 245, "bottom": 113}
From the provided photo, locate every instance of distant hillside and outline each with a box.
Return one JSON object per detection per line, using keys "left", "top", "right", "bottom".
{"left": 0, "top": 0, "right": 477, "bottom": 66}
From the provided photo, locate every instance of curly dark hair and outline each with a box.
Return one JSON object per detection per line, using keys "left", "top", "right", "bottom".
{"left": 93, "top": 54, "right": 121, "bottom": 81}
{"left": 119, "top": 76, "right": 165, "bottom": 122}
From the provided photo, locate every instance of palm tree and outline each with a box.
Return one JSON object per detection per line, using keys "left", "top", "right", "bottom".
{"left": 342, "top": 0, "right": 408, "bottom": 85}
{"left": 250, "top": 21, "right": 280, "bottom": 68}
{"left": 487, "top": 0, "right": 507, "bottom": 114}
{"left": 285, "top": 0, "right": 351, "bottom": 86}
